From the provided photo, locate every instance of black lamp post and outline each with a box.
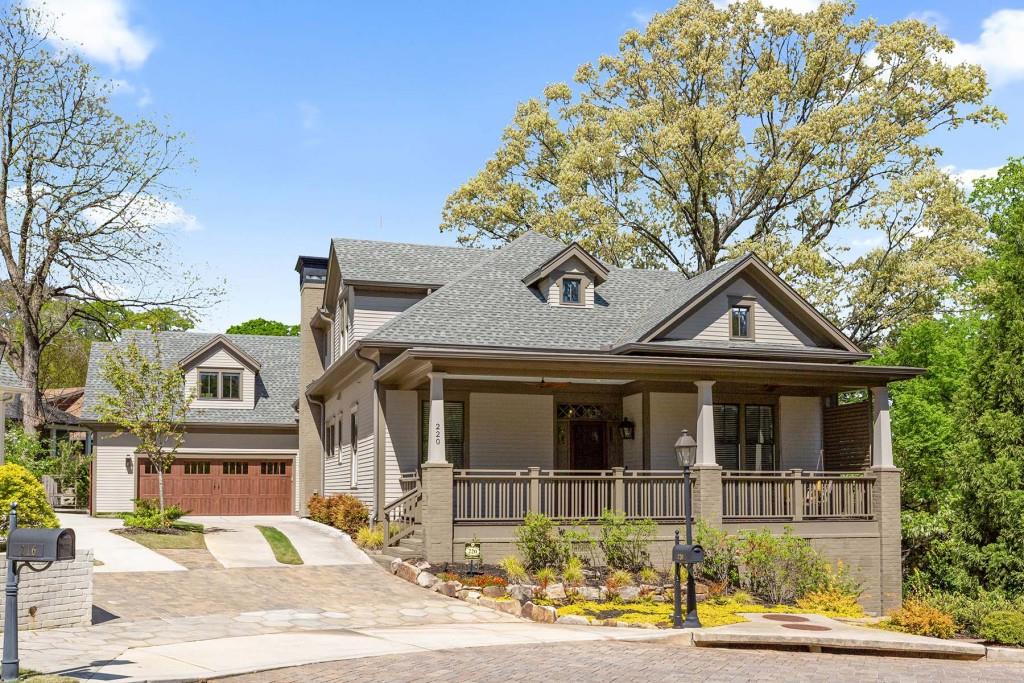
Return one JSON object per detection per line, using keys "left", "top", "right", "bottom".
{"left": 672, "top": 429, "right": 702, "bottom": 629}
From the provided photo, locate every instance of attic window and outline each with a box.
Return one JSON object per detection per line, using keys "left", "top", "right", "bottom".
{"left": 562, "top": 278, "right": 581, "bottom": 304}
{"left": 199, "top": 370, "right": 242, "bottom": 400}
{"left": 730, "top": 305, "right": 752, "bottom": 339}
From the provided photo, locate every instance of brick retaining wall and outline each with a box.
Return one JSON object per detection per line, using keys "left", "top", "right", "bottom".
{"left": 0, "top": 550, "right": 93, "bottom": 630}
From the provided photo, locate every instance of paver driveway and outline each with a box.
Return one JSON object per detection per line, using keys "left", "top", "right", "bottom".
{"left": 33, "top": 562, "right": 517, "bottom": 676}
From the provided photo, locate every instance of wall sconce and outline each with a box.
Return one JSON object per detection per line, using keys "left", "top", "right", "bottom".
{"left": 618, "top": 417, "right": 636, "bottom": 440}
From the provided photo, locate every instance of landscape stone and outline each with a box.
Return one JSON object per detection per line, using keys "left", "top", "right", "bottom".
{"left": 435, "top": 581, "right": 462, "bottom": 597}
{"left": 395, "top": 562, "right": 421, "bottom": 583}
{"left": 481, "top": 585, "right": 506, "bottom": 598}
{"left": 576, "top": 586, "right": 604, "bottom": 601}
{"left": 390, "top": 557, "right": 403, "bottom": 574}
{"left": 556, "top": 615, "right": 590, "bottom": 625}
{"left": 456, "top": 589, "right": 482, "bottom": 602}
{"left": 544, "top": 583, "right": 567, "bottom": 600}
{"left": 416, "top": 571, "right": 438, "bottom": 589}
{"left": 507, "top": 584, "right": 535, "bottom": 602}
{"left": 617, "top": 586, "right": 641, "bottom": 602}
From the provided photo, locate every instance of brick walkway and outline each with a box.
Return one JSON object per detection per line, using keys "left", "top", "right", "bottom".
{"left": 220, "top": 640, "right": 1024, "bottom": 682}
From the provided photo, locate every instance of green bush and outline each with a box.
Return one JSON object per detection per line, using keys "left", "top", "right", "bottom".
{"left": 307, "top": 494, "right": 369, "bottom": 535}
{"left": 979, "top": 610, "right": 1024, "bottom": 646}
{"left": 597, "top": 510, "right": 655, "bottom": 573}
{"left": 514, "top": 512, "right": 569, "bottom": 570}
{"left": 737, "top": 527, "right": 829, "bottom": 604}
{"left": 0, "top": 463, "right": 58, "bottom": 533}
{"left": 919, "top": 590, "right": 1024, "bottom": 636}
{"left": 695, "top": 520, "right": 740, "bottom": 589}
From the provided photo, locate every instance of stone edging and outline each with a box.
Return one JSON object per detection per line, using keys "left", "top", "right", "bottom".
{"left": 388, "top": 558, "right": 670, "bottom": 629}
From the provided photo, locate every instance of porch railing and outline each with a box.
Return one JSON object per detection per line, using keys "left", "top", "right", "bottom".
{"left": 383, "top": 475, "right": 422, "bottom": 547}
{"left": 721, "top": 470, "right": 875, "bottom": 522}
{"left": 453, "top": 467, "right": 686, "bottom": 523}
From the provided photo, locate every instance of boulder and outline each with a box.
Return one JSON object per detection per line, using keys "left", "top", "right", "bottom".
{"left": 544, "top": 583, "right": 567, "bottom": 601}
{"left": 523, "top": 602, "right": 557, "bottom": 624}
{"left": 576, "top": 586, "right": 605, "bottom": 601}
{"left": 494, "top": 599, "right": 523, "bottom": 617}
{"left": 556, "top": 614, "right": 590, "bottom": 626}
{"left": 457, "top": 589, "right": 482, "bottom": 602}
{"left": 481, "top": 585, "right": 507, "bottom": 598}
{"left": 617, "top": 586, "right": 641, "bottom": 602}
{"left": 507, "top": 584, "right": 536, "bottom": 602}
{"left": 413, "top": 560, "right": 432, "bottom": 571}
{"left": 416, "top": 571, "right": 438, "bottom": 589}
{"left": 390, "top": 557, "right": 404, "bottom": 574}
{"left": 395, "top": 562, "right": 421, "bottom": 583}
{"left": 435, "top": 581, "right": 462, "bottom": 597}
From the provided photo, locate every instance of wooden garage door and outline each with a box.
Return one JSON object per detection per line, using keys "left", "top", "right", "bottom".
{"left": 138, "top": 459, "right": 293, "bottom": 515}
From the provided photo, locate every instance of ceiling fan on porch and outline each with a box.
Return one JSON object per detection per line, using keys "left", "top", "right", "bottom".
{"left": 532, "top": 377, "right": 573, "bottom": 389}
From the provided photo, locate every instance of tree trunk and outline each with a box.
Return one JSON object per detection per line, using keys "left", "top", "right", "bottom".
{"left": 19, "top": 332, "right": 44, "bottom": 436}
{"left": 157, "top": 467, "right": 166, "bottom": 516}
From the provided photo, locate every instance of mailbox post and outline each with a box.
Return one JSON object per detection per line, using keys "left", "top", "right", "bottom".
{"left": 2, "top": 502, "right": 76, "bottom": 682}
{"left": 673, "top": 430, "right": 704, "bottom": 630}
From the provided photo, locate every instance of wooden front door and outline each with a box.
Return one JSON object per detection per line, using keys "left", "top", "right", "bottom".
{"left": 570, "top": 422, "right": 607, "bottom": 470}
{"left": 138, "top": 458, "right": 293, "bottom": 515}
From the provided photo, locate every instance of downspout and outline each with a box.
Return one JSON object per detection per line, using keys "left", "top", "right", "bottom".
{"left": 354, "top": 347, "right": 384, "bottom": 523}
{"left": 309, "top": 397, "right": 326, "bottom": 500}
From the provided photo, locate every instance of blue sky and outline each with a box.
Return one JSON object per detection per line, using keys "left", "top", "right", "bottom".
{"left": 25, "top": 0, "right": 1024, "bottom": 331}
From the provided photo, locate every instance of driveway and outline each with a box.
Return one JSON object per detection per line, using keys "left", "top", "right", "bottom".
{"left": 184, "top": 515, "right": 371, "bottom": 568}
{"left": 57, "top": 512, "right": 186, "bottom": 573}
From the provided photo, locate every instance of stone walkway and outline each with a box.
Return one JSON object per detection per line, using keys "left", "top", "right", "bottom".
{"left": 220, "top": 639, "right": 1024, "bottom": 683}
{"left": 32, "top": 564, "right": 517, "bottom": 677}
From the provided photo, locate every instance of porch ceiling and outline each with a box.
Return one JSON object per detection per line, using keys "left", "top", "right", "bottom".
{"left": 372, "top": 346, "right": 924, "bottom": 391}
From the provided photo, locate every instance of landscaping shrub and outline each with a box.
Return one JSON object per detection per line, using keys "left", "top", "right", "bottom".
{"left": 354, "top": 526, "right": 384, "bottom": 550}
{"left": 919, "top": 590, "right": 1024, "bottom": 637}
{"left": 979, "top": 610, "right": 1024, "bottom": 646}
{"left": 695, "top": 520, "right": 739, "bottom": 589}
{"left": 307, "top": 493, "right": 369, "bottom": 535}
{"left": 563, "top": 555, "right": 585, "bottom": 586}
{"left": 499, "top": 556, "right": 529, "bottom": 584}
{"left": 597, "top": 510, "right": 655, "bottom": 573}
{"left": 459, "top": 574, "right": 508, "bottom": 589}
{"left": 737, "top": 527, "right": 829, "bottom": 604}
{"left": 0, "top": 463, "right": 58, "bottom": 533}
{"left": 886, "top": 598, "right": 956, "bottom": 639}
{"left": 514, "top": 512, "right": 569, "bottom": 570}
{"left": 123, "top": 499, "right": 187, "bottom": 530}
{"left": 637, "top": 566, "right": 660, "bottom": 586}
{"left": 796, "top": 588, "right": 865, "bottom": 618}
{"left": 605, "top": 569, "right": 634, "bottom": 600}
{"left": 534, "top": 567, "right": 557, "bottom": 590}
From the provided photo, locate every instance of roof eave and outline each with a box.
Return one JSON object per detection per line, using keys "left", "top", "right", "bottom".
{"left": 610, "top": 342, "right": 872, "bottom": 363}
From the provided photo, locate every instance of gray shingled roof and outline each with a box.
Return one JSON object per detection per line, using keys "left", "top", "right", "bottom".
{"left": 0, "top": 361, "right": 25, "bottom": 390}
{"left": 81, "top": 330, "right": 299, "bottom": 426}
{"left": 362, "top": 231, "right": 742, "bottom": 351}
{"left": 332, "top": 237, "right": 490, "bottom": 286}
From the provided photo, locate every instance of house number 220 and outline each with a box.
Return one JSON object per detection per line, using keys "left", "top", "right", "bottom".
{"left": 434, "top": 422, "right": 442, "bottom": 445}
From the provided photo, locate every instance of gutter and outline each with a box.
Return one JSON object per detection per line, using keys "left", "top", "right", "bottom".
{"left": 353, "top": 348, "right": 385, "bottom": 524}
{"left": 308, "top": 396, "right": 326, "bottom": 497}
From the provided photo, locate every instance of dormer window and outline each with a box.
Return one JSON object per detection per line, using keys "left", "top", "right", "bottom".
{"left": 199, "top": 370, "right": 242, "bottom": 400}
{"left": 562, "top": 278, "right": 581, "bottom": 304}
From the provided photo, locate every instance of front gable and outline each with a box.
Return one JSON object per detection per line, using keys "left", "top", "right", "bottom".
{"left": 642, "top": 255, "right": 860, "bottom": 353}
{"left": 180, "top": 336, "right": 260, "bottom": 411}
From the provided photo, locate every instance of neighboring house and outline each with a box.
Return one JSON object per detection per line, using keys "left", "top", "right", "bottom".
{"left": 295, "top": 231, "right": 921, "bottom": 613}
{"left": 0, "top": 359, "right": 29, "bottom": 463}
{"left": 82, "top": 331, "right": 300, "bottom": 515}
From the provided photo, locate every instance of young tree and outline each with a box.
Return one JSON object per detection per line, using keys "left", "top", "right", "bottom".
{"left": 96, "top": 336, "right": 193, "bottom": 515}
{"left": 225, "top": 318, "right": 299, "bottom": 336}
{"left": 442, "top": 0, "right": 1002, "bottom": 346}
{"left": 0, "top": 6, "right": 215, "bottom": 433}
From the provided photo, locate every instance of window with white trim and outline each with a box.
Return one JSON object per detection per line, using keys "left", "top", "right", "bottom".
{"left": 349, "top": 405, "right": 359, "bottom": 487}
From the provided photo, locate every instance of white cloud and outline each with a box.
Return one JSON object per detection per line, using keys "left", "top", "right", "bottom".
{"left": 713, "top": 0, "right": 822, "bottom": 11}
{"left": 944, "top": 165, "right": 1000, "bottom": 190}
{"left": 907, "top": 10, "right": 948, "bottom": 30}
{"left": 25, "top": 0, "right": 154, "bottom": 70}
{"left": 85, "top": 195, "right": 203, "bottom": 233}
{"left": 297, "top": 101, "right": 320, "bottom": 130}
{"left": 947, "top": 9, "right": 1024, "bottom": 86}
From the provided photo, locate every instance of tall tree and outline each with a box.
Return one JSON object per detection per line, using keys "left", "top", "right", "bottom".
{"left": 96, "top": 336, "right": 192, "bottom": 516}
{"left": 442, "top": 0, "right": 1001, "bottom": 346}
{"left": 226, "top": 318, "right": 298, "bottom": 336}
{"left": 0, "top": 7, "right": 214, "bottom": 432}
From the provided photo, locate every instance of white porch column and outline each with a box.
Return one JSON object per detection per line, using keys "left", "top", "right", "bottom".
{"left": 426, "top": 372, "right": 447, "bottom": 463}
{"left": 694, "top": 380, "right": 716, "bottom": 466}
{"left": 871, "top": 385, "right": 894, "bottom": 468}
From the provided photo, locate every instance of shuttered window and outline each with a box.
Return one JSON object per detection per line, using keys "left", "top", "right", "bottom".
{"left": 420, "top": 401, "right": 465, "bottom": 468}
{"left": 714, "top": 404, "right": 740, "bottom": 469}
{"left": 743, "top": 405, "right": 776, "bottom": 470}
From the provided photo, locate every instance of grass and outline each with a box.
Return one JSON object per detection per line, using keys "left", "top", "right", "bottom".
{"left": 116, "top": 529, "right": 207, "bottom": 550}
{"left": 256, "top": 525, "right": 303, "bottom": 565}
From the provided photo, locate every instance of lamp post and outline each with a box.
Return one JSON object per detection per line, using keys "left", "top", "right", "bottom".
{"left": 673, "top": 429, "right": 702, "bottom": 629}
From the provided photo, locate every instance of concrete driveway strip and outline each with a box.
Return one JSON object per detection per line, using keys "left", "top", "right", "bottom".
{"left": 57, "top": 513, "right": 186, "bottom": 573}
{"left": 282, "top": 517, "right": 371, "bottom": 565}
{"left": 187, "top": 516, "right": 279, "bottom": 568}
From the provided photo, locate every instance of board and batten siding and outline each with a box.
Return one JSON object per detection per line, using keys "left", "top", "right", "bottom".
{"left": 622, "top": 393, "right": 644, "bottom": 470}
{"left": 779, "top": 396, "right": 824, "bottom": 471}
{"left": 350, "top": 291, "right": 423, "bottom": 342}
{"left": 649, "top": 392, "right": 697, "bottom": 469}
{"left": 384, "top": 389, "right": 418, "bottom": 504}
{"left": 661, "top": 276, "right": 815, "bottom": 346}
{"left": 183, "top": 347, "right": 256, "bottom": 411}
{"left": 469, "top": 393, "right": 554, "bottom": 469}
{"left": 322, "top": 366, "right": 376, "bottom": 511}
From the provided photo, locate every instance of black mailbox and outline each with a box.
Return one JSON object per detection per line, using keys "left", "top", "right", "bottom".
{"left": 672, "top": 542, "right": 704, "bottom": 565}
{"left": 6, "top": 528, "right": 75, "bottom": 562}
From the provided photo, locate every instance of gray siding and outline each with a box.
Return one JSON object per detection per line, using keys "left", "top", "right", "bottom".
{"left": 351, "top": 291, "right": 423, "bottom": 341}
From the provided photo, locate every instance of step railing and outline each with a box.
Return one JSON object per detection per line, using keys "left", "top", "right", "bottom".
{"left": 383, "top": 476, "right": 422, "bottom": 547}
{"left": 721, "top": 470, "right": 875, "bottom": 522}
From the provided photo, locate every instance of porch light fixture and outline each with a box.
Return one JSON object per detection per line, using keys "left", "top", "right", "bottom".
{"left": 673, "top": 429, "right": 697, "bottom": 468}
{"left": 618, "top": 417, "right": 636, "bottom": 440}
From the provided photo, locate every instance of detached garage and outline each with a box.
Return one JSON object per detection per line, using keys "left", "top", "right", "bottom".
{"left": 82, "top": 331, "right": 300, "bottom": 515}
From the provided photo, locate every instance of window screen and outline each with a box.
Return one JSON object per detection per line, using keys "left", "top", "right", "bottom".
{"left": 713, "top": 404, "right": 740, "bottom": 469}
{"left": 421, "top": 401, "right": 465, "bottom": 467}
{"left": 743, "top": 405, "right": 776, "bottom": 470}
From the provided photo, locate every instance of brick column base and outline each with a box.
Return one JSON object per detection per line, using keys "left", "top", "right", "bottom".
{"left": 872, "top": 467, "right": 902, "bottom": 614}
{"left": 420, "top": 462, "right": 454, "bottom": 565}
{"left": 692, "top": 465, "right": 722, "bottom": 528}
